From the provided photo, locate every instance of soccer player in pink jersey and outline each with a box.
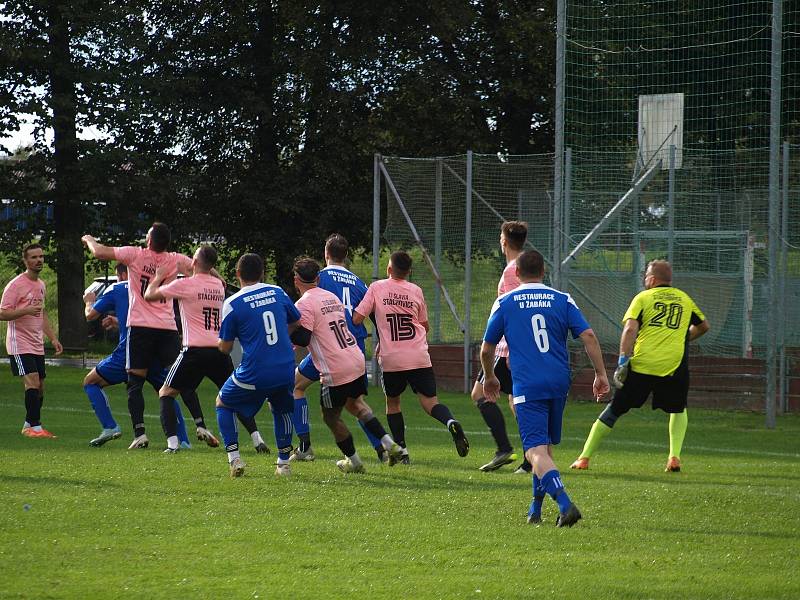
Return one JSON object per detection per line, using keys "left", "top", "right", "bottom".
{"left": 82, "top": 223, "right": 218, "bottom": 449}
{"left": 291, "top": 257, "right": 402, "bottom": 473}
{"left": 472, "top": 221, "right": 530, "bottom": 473}
{"left": 353, "top": 251, "right": 469, "bottom": 464}
{"left": 144, "top": 245, "right": 240, "bottom": 453}
{"left": 0, "top": 244, "right": 63, "bottom": 438}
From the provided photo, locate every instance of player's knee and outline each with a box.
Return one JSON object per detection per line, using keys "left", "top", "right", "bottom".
{"left": 126, "top": 373, "right": 145, "bottom": 393}
{"left": 599, "top": 404, "right": 624, "bottom": 428}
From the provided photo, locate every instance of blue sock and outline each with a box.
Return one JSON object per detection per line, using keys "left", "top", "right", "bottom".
{"left": 529, "top": 474, "right": 545, "bottom": 518}
{"left": 541, "top": 469, "right": 572, "bottom": 514}
{"left": 273, "top": 410, "right": 294, "bottom": 461}
{"left": 357, "top": 418, "right": 382, "bottom": 450}
{"left": 84, "top": 384, "right": 117, "bottom": 429}
{"left": 292, "top": 396, "right": 310, "bottom": 437}
{"left": 216, "top": 406, "right": 238, "bottom": 450}
{"left": 174, "top": 399, "right": 190, "bottom": 445}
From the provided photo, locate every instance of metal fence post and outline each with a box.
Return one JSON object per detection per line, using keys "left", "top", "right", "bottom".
{"left": 780, "top": 141, "right": 789, "bottom": 412}
{"left": 563, "top": 147, "right": 572, "bottom": 291}
{"left": 552, "top": 0, "right": 566, "bottom": 290}
{"left": 464, "top": 151, "right": 474, "bottom": 393}
{"left": 434, "top": 158, "right": 443, "bottom": 343}
{"left": 371, "top": 153, "right": 381, "bottom": 386}
{"left": 668, "top": 144, "right": 676, "bottom": 263}
{"left": 766, "top": 0, "right": 782, "bottom": 428}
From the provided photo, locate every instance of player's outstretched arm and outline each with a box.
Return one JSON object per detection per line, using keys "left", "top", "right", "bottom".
{"left": 81, "top": 235, "right": 117, "bottom": 261}
{"left": 579, "top": 328, "right": 609, "bottom": 401}
{"left": 479, "top": 341, "right": 501, "bottom": 402}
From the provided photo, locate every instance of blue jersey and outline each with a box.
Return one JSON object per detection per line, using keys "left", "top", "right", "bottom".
{"left": 220, "top": 283, "right": 301, "bottom": 389}
{"left": 317, "top": 265, "right": 369, "bottom": 342}
{"left": 484, "top": 282, "right": 590, "bottom": 401}
{"left": 92, "top": 281, "right": 130, "bottom": 359}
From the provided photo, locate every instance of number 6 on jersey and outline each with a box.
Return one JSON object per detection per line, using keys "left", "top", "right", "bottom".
{"left": 531, "top": 314, "right": 550, "bottom": 352}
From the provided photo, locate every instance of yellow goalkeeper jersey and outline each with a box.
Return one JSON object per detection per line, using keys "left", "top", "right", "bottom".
{"left": 623, "top": 285, "right": 706, "bottom": 377}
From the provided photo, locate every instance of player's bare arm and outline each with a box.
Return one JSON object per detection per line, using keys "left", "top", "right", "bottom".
{"left": 579, "top": 328, "right": 610, "bottom": 401}
{"left": 619, "top": 318, "right": 639, "bottom": 357}
{"left": 0, "top": 304, "right": 41, "bottom": 320}
{"left": 81, "top": 235, "right": 117, "bottom": 261}
{"left": 688, "top": 319, "right": 710, "bottom": 341}
{"left": 479, "top": 340, "right": 501, "bottom": 402}
{"left": 351, "top": 310, "right": 366, "bottom": 326}
{"left": 143, "top": 265, "right": 169, "bottom": 302}
{"left": 218, "top": 339, "right": 234, "bottom": 355}
{"left": 42, "top": 310, "right": 63, "bottom": 355}
{"left": 83, "top": 291, "right": 102, "bottom": 321}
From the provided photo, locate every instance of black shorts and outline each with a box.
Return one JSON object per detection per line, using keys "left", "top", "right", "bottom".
{"left": 9, "top": 354, "right": 46, "bottom": 378}
{"left": 609, "top": 364, "right": 689, "bottom": 415}
{"left": 477, "top": 356, "right": 513, "bottom": 395}
{"left": 164, "top": 347, "right": 234, "bottom": 391}
{"left": 320, "top": 375, "right": 369, "bottom": 409}
{"left": 126, "top": 326, "right": 181, "bottom": 371}
{"left": 381, "top": 367, "right": 437, "bottom": 398}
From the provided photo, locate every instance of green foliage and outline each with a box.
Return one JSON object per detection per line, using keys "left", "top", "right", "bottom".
{"left": 0, "top": 367, "right": 798, "bottom": 598}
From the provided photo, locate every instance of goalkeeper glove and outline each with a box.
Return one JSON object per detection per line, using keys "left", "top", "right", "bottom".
{"left": 613, "top": 355, "right": 631, "bottom": 389}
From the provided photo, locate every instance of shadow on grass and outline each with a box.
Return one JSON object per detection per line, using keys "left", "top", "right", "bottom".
{"left": 0, "top": 473, "right": 122, "bottom": 489}
{"left": 642, "top": 524, "right": 799, "bottom": 541}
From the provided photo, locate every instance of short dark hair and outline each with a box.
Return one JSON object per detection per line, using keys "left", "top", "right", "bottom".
{"left": 237, "top": 253, "right": 263, "bottom": 283}
{"left": 501, "top": 221, "right": 528, "bottom": 251}
{"left": 517, "top": 250, "right": 544, "bottom": 279}
{"left": 115, "top": 263, "right": 128, "bottom": 276}
{"left": 293, "top": 256, "right": 320, "bottom": 283}
{"left": 195, "top": 245, "right": 218, "bottom": 270}
{"left": 325, "top": 233, "right": 349, "bottom": 262}
{"left": 22, "top": 243, "right": 43, "bottom": 258}
{"left": 390, "top": 251, "right": 412, "bottom": 277}
{"left": 149, "top": 222, "right": 171, "bottom": 252}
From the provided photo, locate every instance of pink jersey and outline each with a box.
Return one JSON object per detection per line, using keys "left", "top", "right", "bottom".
{"left": 355, "top": 278, "right": 431, "bottom": 372}
{"left": 158, "top": 273, "right": 225, "bottom": 347}
{"left": 2, "top": 274, "right": 46, "bottom": 355}
{"left": 114, "top": 246, "right": 192, "bottom": 330}
{"left": 495, "top": 258, "right": 520, "bottom": 358}
{"left": 296, "top": 287, "right": 365, "bottom": 386}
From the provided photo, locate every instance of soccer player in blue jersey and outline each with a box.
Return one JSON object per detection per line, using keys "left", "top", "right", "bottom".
{"left": 216, "top": 253, "right": 300, "bottom": 478}
{"left": 290, "top": 234, "right": 384, "bottom": 462}
{"left": 82, "top": 263, "right": 192, "bottom": 448}
{"left": 481, "top": 250, "right": 609, "bottom": 527}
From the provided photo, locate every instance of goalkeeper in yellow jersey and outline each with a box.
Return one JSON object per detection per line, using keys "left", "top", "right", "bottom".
{"left": 570, "top": 260, "right": 709, "bottom": 472}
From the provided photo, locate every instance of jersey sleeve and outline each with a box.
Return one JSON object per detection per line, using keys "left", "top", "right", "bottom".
{"left": 219, "top": 299, "right": 237, "bottom": 341}
{"left": 355, "top": 285, "right": 375, "bottom": 317}
{"left": 688, "top": 296, "right": 706, "bottom": 325}
{"left": 157, "top": 278, "right": 190, "bottom": 300}
{"left": 483, "top": 299, "right": 505, "bottom": 344}
{"left": 0, "top": 281, "right": 18, "bottom": 310}
{"left": 566, "top": 295, "right": 591, "bottom": 339}
{"left": 283, "top": 291, "right": 301, "bottom": 324}
{"left": 92, "top": 286, "right": 117, "bottom": 313}
{"left": 295, "top": 296, "right": 314, "bottom": 331}
{"left": 622, "top": 293, "right": 645, "bottom": 324}
{"left": 176, "top": 253, "right": 193, "bottom": 274}
{"left": 113, "top": 246, "right": 138, "bottom": 265}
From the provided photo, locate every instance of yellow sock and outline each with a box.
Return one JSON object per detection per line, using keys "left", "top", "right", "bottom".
{"left": 580, "top": 420, "right": 612, "bottom": 458}
{"left": 668, "top": 410, "right": 688, "bottom": 458}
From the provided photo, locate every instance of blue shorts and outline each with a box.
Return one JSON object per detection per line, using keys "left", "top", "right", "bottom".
{"left": 95, "top": 354, "right": 168, "bottom": 389}
{"left": 514, "top": 395, "right": 568, "bottom": 450}
{"left": 298, "top": 337, "right": 367, "bottom": 382}
{"left": 219, "top": 377, "right": 294, "bottom": 418}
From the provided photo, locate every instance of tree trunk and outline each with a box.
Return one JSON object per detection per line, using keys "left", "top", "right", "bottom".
{"left": 48, "top": 2, "right": 85, "bottom": 350}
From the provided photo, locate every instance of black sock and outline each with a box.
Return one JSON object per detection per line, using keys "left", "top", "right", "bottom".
{"left": 336, "top": 434, "right": 356, "bottom": 457}
{"left": 387, "top": 412, "right": 406, "bottom": 448}
{"left": 159, "top": 396, "right": 178, "bottom": 437}
{"left": 430, "top": 403, "right": 455, "bottom": 426}
{"left": 126, "top": 374, "right": 146, "bottom": 437}
{"left": 477, "top": 399, "right": 512, "bottom": 453}
{"left": 24, "top": 388, "right": 40, "bottom": 426}
{"left": 180, "top": 389, "right": 205, "bottom": 427}
{"left": 298, "top": 432, "right": 311, "bottom": 452}
{"left": 360, "top": 416, "right": 388, "bottom": 440}
{"left": 237, "top": 414, "right": 257, "bottom": 434}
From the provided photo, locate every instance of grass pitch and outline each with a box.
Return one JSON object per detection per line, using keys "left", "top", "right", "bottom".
{"left": 1, "top": 367, "right": 798, "bottom": 599}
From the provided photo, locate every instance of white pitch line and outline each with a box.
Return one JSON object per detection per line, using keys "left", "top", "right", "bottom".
{"left": 2, "top": 402, "right": 798, "bottom": 460}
